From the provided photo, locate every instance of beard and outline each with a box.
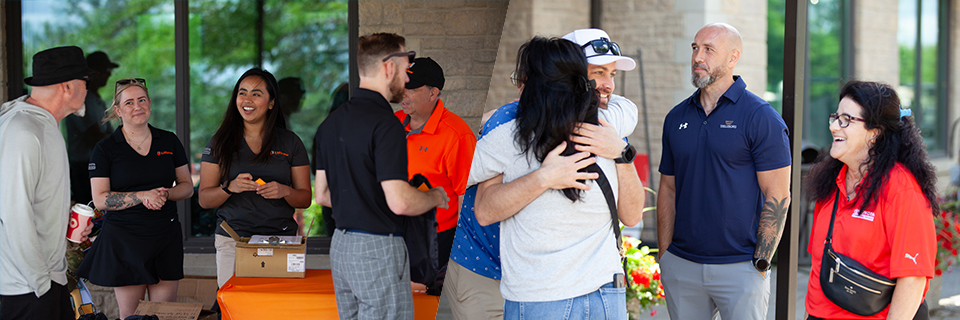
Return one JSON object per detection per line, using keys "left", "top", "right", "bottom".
{"left": 388, "top": 71, "right": 406, "bottom": 104}
{"left": 691, "top": 63, "right": 726, "bottom": 89}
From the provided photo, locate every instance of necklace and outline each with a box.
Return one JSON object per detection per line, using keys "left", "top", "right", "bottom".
{"left": 124, "top": 128, "right": 151, "bottom": 151}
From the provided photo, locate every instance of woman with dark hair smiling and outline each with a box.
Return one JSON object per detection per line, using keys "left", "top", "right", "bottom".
{"left": 805, "top": 81, "right": 937, "bottom": 320}
{"left": 198, "top": 68, "right": 312, "bottom": 288}
{"left": 468, "top": 36, "right": 640, "bottom": 319}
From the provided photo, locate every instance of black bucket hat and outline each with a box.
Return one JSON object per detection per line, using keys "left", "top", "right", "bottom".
{"left": 24, "top": 46, "right": 94, "bottom": 87}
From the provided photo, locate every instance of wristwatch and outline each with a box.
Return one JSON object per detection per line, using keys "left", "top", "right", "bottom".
{"left": 222, "top": 183, "right": 235, "bottom": 195}
{"left": 752, "top": 257, "right": 771, "bottom": 272}
{"left": 614, "top": 143, "right": 637, "bottom": 164}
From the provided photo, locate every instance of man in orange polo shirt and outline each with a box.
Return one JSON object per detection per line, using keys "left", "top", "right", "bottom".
{"left": 395, "top": 57, "right": 476, "bottom": 276}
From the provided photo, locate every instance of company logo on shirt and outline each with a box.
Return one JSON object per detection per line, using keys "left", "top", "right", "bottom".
{"left": 202, "top": 147, "right": 212, "bottom": 155}
{"left": 88, "top": 163, "right": 96, "bottom": 170}
{"left": 271, "top": 150, "right": 289, "bottom": 157}
{"left": 157, "top": 151, "right": 174, "bottom": 156}
{"left": 905, "top": 253, "right": 919, "bottom": 265}
{"left": 720, "top": 120, "right": 737, "bottom": 129}
{"left": 418, "top": 146, "right": 429, "bottom": 152}
{"left": 679, "top": 122, "right": 688, "bottom": 130}
{"left": 852, "top": 209, "right": 876, "bottom": 222}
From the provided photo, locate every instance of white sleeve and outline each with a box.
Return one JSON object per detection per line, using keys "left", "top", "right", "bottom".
{"left": 466, "top": 120, "right": 517, "bottom": 188}
{"left": 605, "top": 95, "right": 639, "bottom": 138}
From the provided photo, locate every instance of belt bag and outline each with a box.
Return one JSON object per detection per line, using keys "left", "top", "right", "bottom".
{"left": 819, "top": 192, "right": 896, "bottom": 316}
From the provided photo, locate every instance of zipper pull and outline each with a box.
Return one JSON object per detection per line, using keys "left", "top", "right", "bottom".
{"left": 829, "top": 268, "right": 834, "bottom": 282}
{"left": 835, "top": 257, "right": 841, "bottom": 273}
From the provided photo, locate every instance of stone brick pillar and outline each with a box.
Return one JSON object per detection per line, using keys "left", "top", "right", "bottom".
{"left": 360, "top": 0, "right": 509, "bottom": 132}
{"left": 852, "top": 0, "right": 899, "bottom": 84}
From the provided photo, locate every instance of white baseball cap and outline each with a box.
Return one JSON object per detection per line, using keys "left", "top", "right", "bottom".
{"left": 563, "top": 28, "right": 636, "bottom": 71}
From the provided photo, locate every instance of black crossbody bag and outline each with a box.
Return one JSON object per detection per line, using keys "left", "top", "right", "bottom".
{"left": 819, "top": 191, "right": 896, "bottom": 316}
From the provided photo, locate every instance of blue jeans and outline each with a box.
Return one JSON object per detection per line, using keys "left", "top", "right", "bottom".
{"left": 504, "top": 282, "right": 627, "bottom": 320}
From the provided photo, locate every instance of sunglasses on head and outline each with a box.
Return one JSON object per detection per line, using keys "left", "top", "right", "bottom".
{"left": 115, "top": 78, "right": 147, "bottom": 93}
{"left": 382, "top": 51, "right": 416, "bottom": 64}
{"left": 582, "top": 38, "right": 621, "bottom": 58}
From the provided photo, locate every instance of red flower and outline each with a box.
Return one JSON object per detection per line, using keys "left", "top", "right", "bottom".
{"left": 653, "top": 270, "right": 661, "bottom": 281}
{"left": 936, "top": 269, "right": 943, "bottom": 276}
{"left": 651, "top": 310, "right": 658, "bottom": 316}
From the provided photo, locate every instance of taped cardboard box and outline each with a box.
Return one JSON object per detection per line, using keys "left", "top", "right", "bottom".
{"left": 134, "top": 301, "right": 202, "bottom": 320}
{"left": 176, "top": 276, "right": 218, "bottom": 310}
{"left": 221, "top": 221, "right": 306, "bottom": 278}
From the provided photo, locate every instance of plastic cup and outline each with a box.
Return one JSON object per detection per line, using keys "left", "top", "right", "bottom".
{"left": 67, "top": 203, "right": 94, "bottom": 243}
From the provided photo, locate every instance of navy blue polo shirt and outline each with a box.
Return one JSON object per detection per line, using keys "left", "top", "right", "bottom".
{"left": 659, "top": 76, "right": 791, "bottom": 264}
{"left": 315, "top": 88, "right": 409, "bottom": 235}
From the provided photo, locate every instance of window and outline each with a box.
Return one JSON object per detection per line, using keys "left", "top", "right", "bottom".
{"left": 17, "top": 0, "right": 352, "bottom": 253}
{"left": 898, "top": 0, "right": 947, "bottom": 153}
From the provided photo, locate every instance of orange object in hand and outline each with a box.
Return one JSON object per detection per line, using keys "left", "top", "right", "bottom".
{"left": 255, "top": 178, "right": 266, "bottom": 186}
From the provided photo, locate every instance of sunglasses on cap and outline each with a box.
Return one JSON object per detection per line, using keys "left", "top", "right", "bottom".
{"left": 115, "top": 78, "right": 147, "bottom": 93}
{"left": 582, "top": 38, "right": 621, "bottom": 58}
{"left": 382, "top": 51, "right": 416, "bottom": 64}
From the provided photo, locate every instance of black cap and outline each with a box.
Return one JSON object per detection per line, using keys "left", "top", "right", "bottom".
{"left": 86, "top": 51, "right": 119, "bottom": 71}
{"left": 24, "top": 46, "right": 94, "bottom": 86}
{"left": 405, "top": 57, "right": 444, "bottom": 90}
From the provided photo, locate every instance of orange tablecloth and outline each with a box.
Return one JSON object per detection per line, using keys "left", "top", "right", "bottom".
{"left": 217, "top": 269, "right": 440, "bottom": 319}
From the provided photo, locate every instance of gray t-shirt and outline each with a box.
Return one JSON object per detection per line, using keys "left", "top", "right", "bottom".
{"left": 466, "top": 98, "right": 637, "bottom": 302}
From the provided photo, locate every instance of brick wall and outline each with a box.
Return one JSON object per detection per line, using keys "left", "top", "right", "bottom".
{"left": 485, "top": 0, "right": 590, "bottom": 114}
{"left": 360, "top": 0, "right": 509, "bottom": 132}
{"left": 853, "top": 0, "right": 899, "bottom": 85}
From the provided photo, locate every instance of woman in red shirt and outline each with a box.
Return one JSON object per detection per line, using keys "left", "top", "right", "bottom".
{"left": 804, "top": 81, "right": 938, "bottom": 319}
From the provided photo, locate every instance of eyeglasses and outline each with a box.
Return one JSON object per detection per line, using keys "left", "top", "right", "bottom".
{"left": 115, "top": 78, "right": 147, "bottom": 93}
{"left": 828, "top": 113, "right": 866, "bottom": 128}
{"left": 510, "top": 71, "right": 521, "bottom": 87}
{"left": 582, "top": 38, "right": 621, "bottom": 58}
{"left": 382, "top": 51, "right": 416, "bottom": 64}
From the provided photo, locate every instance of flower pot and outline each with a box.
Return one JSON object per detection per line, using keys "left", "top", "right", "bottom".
{"left": 925, "top": 275, "right": 942, "bottom": 309}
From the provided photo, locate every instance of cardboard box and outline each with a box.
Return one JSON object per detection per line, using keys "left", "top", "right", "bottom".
{"left": 221, "top": 221, "right": 306, "bottom": 278}
{"left": 134, "top": 301, "right": 202, "bottom": 320}
{"left": 176, "top": 276, "right": 218, "bottom": 310}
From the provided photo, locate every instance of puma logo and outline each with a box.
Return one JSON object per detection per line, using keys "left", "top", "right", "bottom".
{"left": 905, "top": 253, "right": 919, "bottom": 265}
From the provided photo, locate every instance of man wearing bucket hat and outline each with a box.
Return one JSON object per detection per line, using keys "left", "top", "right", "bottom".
{"left": 65, "top": 51, "right": 119, "bottom": 205}
{"left": 395, "top": 57, "right": 476, "bottom": 283}
{"left": 0, "top": 45, "right": 95, "bottom": 319}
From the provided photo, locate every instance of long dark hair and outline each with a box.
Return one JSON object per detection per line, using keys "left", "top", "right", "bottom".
{"left": 806, "top": 80, "right": 939, "bottom": 215}
{"left": 513, "top": 36, "right": 599, "bottom": 201}
{"left": 210, "top": 68, "right": 286, "bottom": 182}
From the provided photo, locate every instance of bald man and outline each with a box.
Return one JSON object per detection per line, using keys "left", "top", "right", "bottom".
{"left": 656, "top": 23, "right": 791, "bottom": 320}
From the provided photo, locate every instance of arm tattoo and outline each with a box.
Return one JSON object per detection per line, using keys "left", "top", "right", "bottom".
{"left": 103, "top": 191, "right": 142, "bottom": 210}
{"left": 755, "top": 196, "right": 789, "bottom": 260}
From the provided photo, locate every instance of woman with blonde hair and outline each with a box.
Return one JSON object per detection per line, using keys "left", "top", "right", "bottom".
{"left": 77, "top": 78, "right": 194, "bottom": 319}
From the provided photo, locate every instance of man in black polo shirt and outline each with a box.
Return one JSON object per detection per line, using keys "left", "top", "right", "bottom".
{"left": 314, "top": 33, "right": 449, "bottom": 320}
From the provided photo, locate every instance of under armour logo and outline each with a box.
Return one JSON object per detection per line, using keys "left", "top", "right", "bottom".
{"left": 905, "top": 253, "right": 919, "bottom": 265}
{"left": 419, "top": 146, "right": 428, "bottom": 152}
{"left": 679, "top": 123, "right": 688, "bottom": 130}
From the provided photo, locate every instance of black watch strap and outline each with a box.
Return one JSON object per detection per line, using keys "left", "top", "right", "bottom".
{"left": 614, "top": 143, "right": 636, "bottom": 164}
{"left": 222, "top": 183, "right": 234, "bottom": 195}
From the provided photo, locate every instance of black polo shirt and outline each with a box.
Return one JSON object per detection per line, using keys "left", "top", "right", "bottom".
{"left": 316, "top": 88, "right": 409, "bottom": 234}
{"left": 89, "top": 125, "right": 188, "bottom": 227}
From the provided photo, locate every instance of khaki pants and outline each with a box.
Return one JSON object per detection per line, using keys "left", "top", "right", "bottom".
{"left": 215, "top": 234, "right": 236, "bottom": 288}
{"left": 442, "top": 260, "right": 504, "bottom": 320}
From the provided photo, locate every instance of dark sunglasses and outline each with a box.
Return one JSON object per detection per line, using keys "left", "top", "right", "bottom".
{"left": 382, "top": 51, "right": 416, "bottom": 64}
{"left": 115, "top": 78, "right": 147, "bottom": 93}
{"left": 581, "top": 38, "right": 621, "bottom": 58}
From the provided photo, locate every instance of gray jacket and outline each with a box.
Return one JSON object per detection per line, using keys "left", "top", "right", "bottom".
{"left": 0, "top": 95, "right": 70, "bottom": 297}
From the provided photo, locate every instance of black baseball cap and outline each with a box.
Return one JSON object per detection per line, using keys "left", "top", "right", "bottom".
{"left": 405, "top": 57, "right": 444, "bottom": 90}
